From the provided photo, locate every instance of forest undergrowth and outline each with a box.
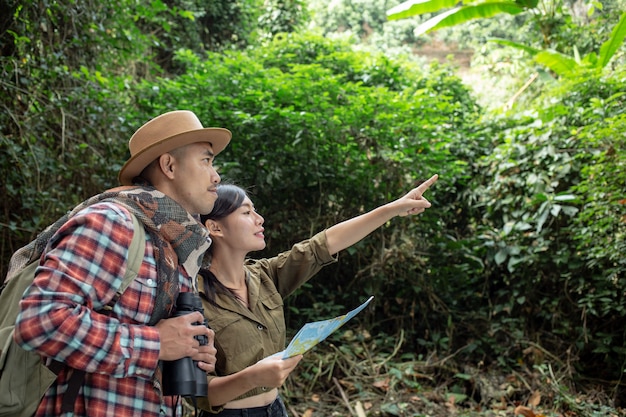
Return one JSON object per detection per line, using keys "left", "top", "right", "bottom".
{"left": 271, "top": 333, "right": 624, "bottom": 417}
{"left": 183, "top": 328, "right": 625, "bottom": 417}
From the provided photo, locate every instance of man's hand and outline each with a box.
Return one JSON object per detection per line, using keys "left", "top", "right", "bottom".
{"left": 195, "top": 330, "right": 217, "bottom": 373}
{"left": 156, "top": 312, "right": 212, "bottom": 361}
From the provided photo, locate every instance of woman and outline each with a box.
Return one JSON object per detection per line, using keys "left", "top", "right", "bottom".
{"left": 195, "top": 174, "right": 438, "bottom": 416}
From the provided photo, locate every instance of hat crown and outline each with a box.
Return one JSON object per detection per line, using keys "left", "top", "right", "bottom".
{"left": 129, "top": 110, "right": 203, "bottom": 157}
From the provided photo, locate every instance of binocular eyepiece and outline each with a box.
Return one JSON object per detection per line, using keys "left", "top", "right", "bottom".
{"left": 162, "top": 292, "right": 209, "bottom": 398}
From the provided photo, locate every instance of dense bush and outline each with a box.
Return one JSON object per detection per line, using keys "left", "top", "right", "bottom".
{"left": 464, "top": 70, "right": 626, "bottom": 386}
{"left": 0, "top": 0, "right": 156, "bottom": 258}
{"left": 0, "top": 0, "right": 300, "bottom": 269}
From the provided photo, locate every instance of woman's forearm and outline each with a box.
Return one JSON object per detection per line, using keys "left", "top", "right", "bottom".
{"left": 325, "top": 204, "right": 397, "bottom": 255}
{"left": 206, "top": 367, "right": 258, "bottom": 406}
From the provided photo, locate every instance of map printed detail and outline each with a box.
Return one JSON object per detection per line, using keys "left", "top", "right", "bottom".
{"left": 278, "top": 296, "right": 374, "bottom": 359}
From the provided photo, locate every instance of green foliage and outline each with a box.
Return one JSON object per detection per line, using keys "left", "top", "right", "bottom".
{"left": 387, "top": 0, "right": 528, "bottom": 36}
{"left": 133, "top": 32, "right": 481, "bottom": 354}
{"left": 387, "top": 0, "right": 460, "bottom": 19}
{"left": 0, "top": 0, "right": 291, "bottom": 263}
{"left": 0, "top": 0, "right": 161, "bottom": 257}
{"left": 465, "top": 68, "right": 626, "bottom": 378}
{"left": 196, "top": 0, "right": 265, "bottom": 51}
{"left": 385, "top": 0, "right": 626, "bottom": 113}
{"left": 257, "top": 0, "right": 310, "bottom": 41}
{"left": 306, "top": 0, "right": 429, "bottom": 63}
{"left": 309, "top": 0, "right": 404, "bottom": 39}
{"left": 492, "top": 11, "right": 626, "bottom": 77}
{"left": 564, "top": 77, "right": 626, "bottom": 366}
{"left": 415, "top": 2, "right": 526, "bottom": 37}
{"left": 598, "top": 11, "right": 626, "bottom": 67}
{"left": 2, "top": 0, "right": 626, "bottom": 409}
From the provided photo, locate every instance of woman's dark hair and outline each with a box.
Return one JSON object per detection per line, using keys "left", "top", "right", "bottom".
{"left": 200, "top": 183, "right": 248, "bottom": 224}
{"left": 199, "top": 183, "right": 251, "bottom": 305}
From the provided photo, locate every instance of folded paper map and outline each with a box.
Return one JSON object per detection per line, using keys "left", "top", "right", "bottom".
{"left": 278, "top": 296, "right": 374, "bottom": 359}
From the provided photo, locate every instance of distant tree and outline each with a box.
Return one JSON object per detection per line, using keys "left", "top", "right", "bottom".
{"left": 386, "top": 0, "right": 626, "bottom": 78}
{"left": 257, "top": 0, "right": 310, "bottom": 41}
{"left": 493, "top": 11, "right": 626, "bottom": 76}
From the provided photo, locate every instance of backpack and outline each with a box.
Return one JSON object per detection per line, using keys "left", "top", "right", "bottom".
{"left": 0, "top": 214, "right": 146, "bottom": 417}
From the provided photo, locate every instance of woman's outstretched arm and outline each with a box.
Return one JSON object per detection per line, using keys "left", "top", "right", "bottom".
{"left": 325, "top": 174, "right": 438, "bottom": 256}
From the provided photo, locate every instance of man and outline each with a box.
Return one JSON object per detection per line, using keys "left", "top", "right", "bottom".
{"left": 13, "top": 110, "right": 228, "bottom": 417}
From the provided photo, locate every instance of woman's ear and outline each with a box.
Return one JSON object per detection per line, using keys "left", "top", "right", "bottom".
{"left": 205, "top": 220, "right": 222, "bottom": 236}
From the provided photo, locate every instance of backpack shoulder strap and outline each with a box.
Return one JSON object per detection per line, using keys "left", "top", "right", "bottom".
{"left": 101, "top": 213, "right": 146, "bottom": 313}
{"left": 0, "top": 213, "right": 148, "bottom": 416}
{"left": 60, "top": 214, "right": 146, "bottom": 413}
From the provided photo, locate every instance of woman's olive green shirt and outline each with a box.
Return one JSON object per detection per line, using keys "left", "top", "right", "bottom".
{"left": 197, "top": 230, "right": 337, "bottom": 412}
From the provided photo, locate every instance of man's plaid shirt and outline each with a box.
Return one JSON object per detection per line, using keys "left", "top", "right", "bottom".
{"left": 15, "top": 203, "right": 193, "bottom": 417}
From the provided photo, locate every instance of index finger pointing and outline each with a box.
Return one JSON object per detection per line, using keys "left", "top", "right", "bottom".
{"left": 417, "top": 174, "right": 438, "bottom": 194}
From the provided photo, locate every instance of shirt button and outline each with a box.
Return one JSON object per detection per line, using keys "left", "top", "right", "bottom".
{"left": 257, "top": 324, "right": 264, "bottom": 330}
{"left": 261, "top": 386, "right": 267, "bottom": 391}
{"left": 147, "top": 279, "right": 154, "bottom": 286}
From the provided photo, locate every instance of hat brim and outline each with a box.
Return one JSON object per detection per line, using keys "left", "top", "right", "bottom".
{"left": 118, "top": 127, "right": 231, "bottom": 186}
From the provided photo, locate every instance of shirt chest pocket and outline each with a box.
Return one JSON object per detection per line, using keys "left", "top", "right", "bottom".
{"left": 259, "top": 292, "right": 286, "bottom": 344}
{"left": 111, "top": 275, "right": 157, "bottom": 324}
{"left": 210, "top": 314, "right": 266, "bottom": 364}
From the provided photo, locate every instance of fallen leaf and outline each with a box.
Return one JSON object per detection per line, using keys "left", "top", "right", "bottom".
{"left": 338, "top": 378, "right": 355, "bottom": 390}
{"left": 528, "top": 390, "right": 541, "bottom": 407}
{"left": 372, "top": 377, "right": 390, "bottom": 391}
{"left": 446, "top": 394, "right": 457, "bottom": 412}
{"left": 515, "top": 405, "right": 536, "bottom": 417}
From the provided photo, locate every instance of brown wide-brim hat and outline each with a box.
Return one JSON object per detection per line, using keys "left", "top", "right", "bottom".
{"left": 118, "top": 110, "right": 232, "bottom": 185}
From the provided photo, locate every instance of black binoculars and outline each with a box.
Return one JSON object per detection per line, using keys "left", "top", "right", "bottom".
{"left": 162, "top": 292, "right": 209, "bottom": 397}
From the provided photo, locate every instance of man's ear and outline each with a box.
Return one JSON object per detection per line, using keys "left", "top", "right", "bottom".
{"left": 157, "top": 153, "right": 176, "bottom": 180}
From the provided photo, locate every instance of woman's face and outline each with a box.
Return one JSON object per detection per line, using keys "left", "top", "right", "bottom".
{"left": 216, "top": 196, "right": 266, "bottom": 253}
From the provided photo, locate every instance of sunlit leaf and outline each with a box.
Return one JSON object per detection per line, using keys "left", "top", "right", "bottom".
{"left": 495, "top": 249, "right": 508, "bottom": 265}
{"left": 561, "top": 206, "right": 579, "bottom": 216}
{"left": 553, "top": 194, "right": 576, "bottom": 201}
{"left": 490, "top": 38, "right": 541, "bottom": 55}
{"left": 413, "top": 2, "right": 525, "bottom": 36}
{"left": 550, "top": 204, "right": 562, "bottom": 216}
{"left": 536, "top": 201, "right": 550, "bottom": 232}
{"left": 534, "top": 50, "right": 578, "bottom": 77}
{"left": 584, "top": 51, "right": 598, "bottom": 66}
{"left": 598, "top": 11, "right": 626, "bottom": 68}
{"left": 386, "top": 0, "right": 459, "bottom": 20}
{"left": 515, "top": 0, "right": 538, "bottom": 8}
